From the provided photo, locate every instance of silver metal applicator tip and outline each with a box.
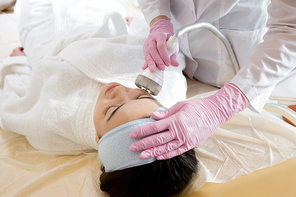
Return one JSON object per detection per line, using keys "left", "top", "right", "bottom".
{"left": 135, "top": 68, "right": 164, "bottom": 96}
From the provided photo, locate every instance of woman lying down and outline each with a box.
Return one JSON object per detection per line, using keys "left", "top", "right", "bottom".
{"left": 0, "top": 0, "right": 196, "bottom": 196}
{"left": 2, "top": 47, "right": 197, "bottom": 197}
{"left": 2, "top": 0, "right": 296, "bottom": 197}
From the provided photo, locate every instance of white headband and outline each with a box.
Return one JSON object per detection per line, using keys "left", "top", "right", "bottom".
{"left": 98, "top": 107, "right": 167, "bottom": 172}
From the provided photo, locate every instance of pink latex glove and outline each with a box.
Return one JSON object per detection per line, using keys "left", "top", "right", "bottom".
{"left": 130, "top": 83, "right": 248, "bottom": 160}
{"left": 143, "top": 19, "right": 179, "bottom": 72}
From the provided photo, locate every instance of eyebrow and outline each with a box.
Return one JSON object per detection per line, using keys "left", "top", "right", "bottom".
{"left": 106, "top": 96, "right": 157, "bottom": 122}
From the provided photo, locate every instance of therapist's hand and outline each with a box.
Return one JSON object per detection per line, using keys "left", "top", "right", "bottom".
{"left": 143, "top": 19, "right": 179, "bottom": 72}
{"left": 130, "top": 83, "right": 248, "bottom": 160}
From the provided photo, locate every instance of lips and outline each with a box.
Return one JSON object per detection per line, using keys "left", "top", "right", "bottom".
{"left": 104, "top": 84, "right": 120, "bottom": 95}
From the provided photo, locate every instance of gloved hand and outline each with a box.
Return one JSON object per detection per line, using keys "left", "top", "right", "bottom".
{"left": 143, "top": 19, "right": 179, "bottom": 72}
{"left": 130, "top": 83, "right": 248, "bottom": 160}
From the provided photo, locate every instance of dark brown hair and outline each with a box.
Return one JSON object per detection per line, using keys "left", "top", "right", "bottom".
{"left": 100, "top": 149, "right": 198, "bottom": 197}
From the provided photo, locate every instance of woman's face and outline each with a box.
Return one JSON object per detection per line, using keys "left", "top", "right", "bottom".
{"left": 94, "top": 82, "right": 162, "bottom": 141}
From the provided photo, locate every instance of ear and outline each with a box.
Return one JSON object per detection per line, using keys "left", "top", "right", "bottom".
{"left": 95, "top": 136, "right": 100, "bottom": 144}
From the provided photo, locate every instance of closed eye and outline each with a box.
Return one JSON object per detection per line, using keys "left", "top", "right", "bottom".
{"left": 103, "top": 94, "right": 148, "bottom": 115}
{"left": 103, "top": 105, "right": 117, "bottom": 115}
{"left": 105, "top": 94, "right": 157, "bottom": 122}
{"left": 136, "top": 93, "right": 156, "bottom": 101}
{"left": 107, "top": 103, "right": 124, "bottom": 121}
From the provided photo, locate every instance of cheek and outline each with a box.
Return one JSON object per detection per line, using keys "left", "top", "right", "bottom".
{"left": 94, "top": 119, "right": 110, "bottom": 138}
{"left": 93, "top": 112, "right": 101, "bottom": 136}
{"left": 126, "top": 102, "right": 161, "bottom": 118}
{"left": 93, "top": 102, "right": 107, "bottom": 137}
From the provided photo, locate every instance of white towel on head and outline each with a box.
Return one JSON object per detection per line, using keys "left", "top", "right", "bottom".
{"left": 0, "top": 56, "right": 102, "bottom": 154}
{"left": 0, "top": 0, "right": 187, "bottom": 154}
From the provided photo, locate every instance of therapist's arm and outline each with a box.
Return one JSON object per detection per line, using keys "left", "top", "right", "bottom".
{"left": 138, "top": 0, "right": 171, "bottom": 25}
{"left": 230, "top": 0, "right": 296, "bottom": 112}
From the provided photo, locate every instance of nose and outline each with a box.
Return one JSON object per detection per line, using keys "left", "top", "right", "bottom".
{"left": 111, "top": 86, "right": 131, "bottom": 102}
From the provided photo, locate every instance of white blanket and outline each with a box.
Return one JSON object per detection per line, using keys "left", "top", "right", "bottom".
{"left": 0, "top": 0, "right": 187, "bottom": 154}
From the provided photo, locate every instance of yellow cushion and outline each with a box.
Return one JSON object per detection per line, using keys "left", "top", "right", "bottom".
{"left": 189, "top": 157, "right": 296, "bottom": 197}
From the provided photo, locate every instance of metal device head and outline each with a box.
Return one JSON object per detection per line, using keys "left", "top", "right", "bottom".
{"left": 135, "top": 68, "right": 164, "bottom": 96}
